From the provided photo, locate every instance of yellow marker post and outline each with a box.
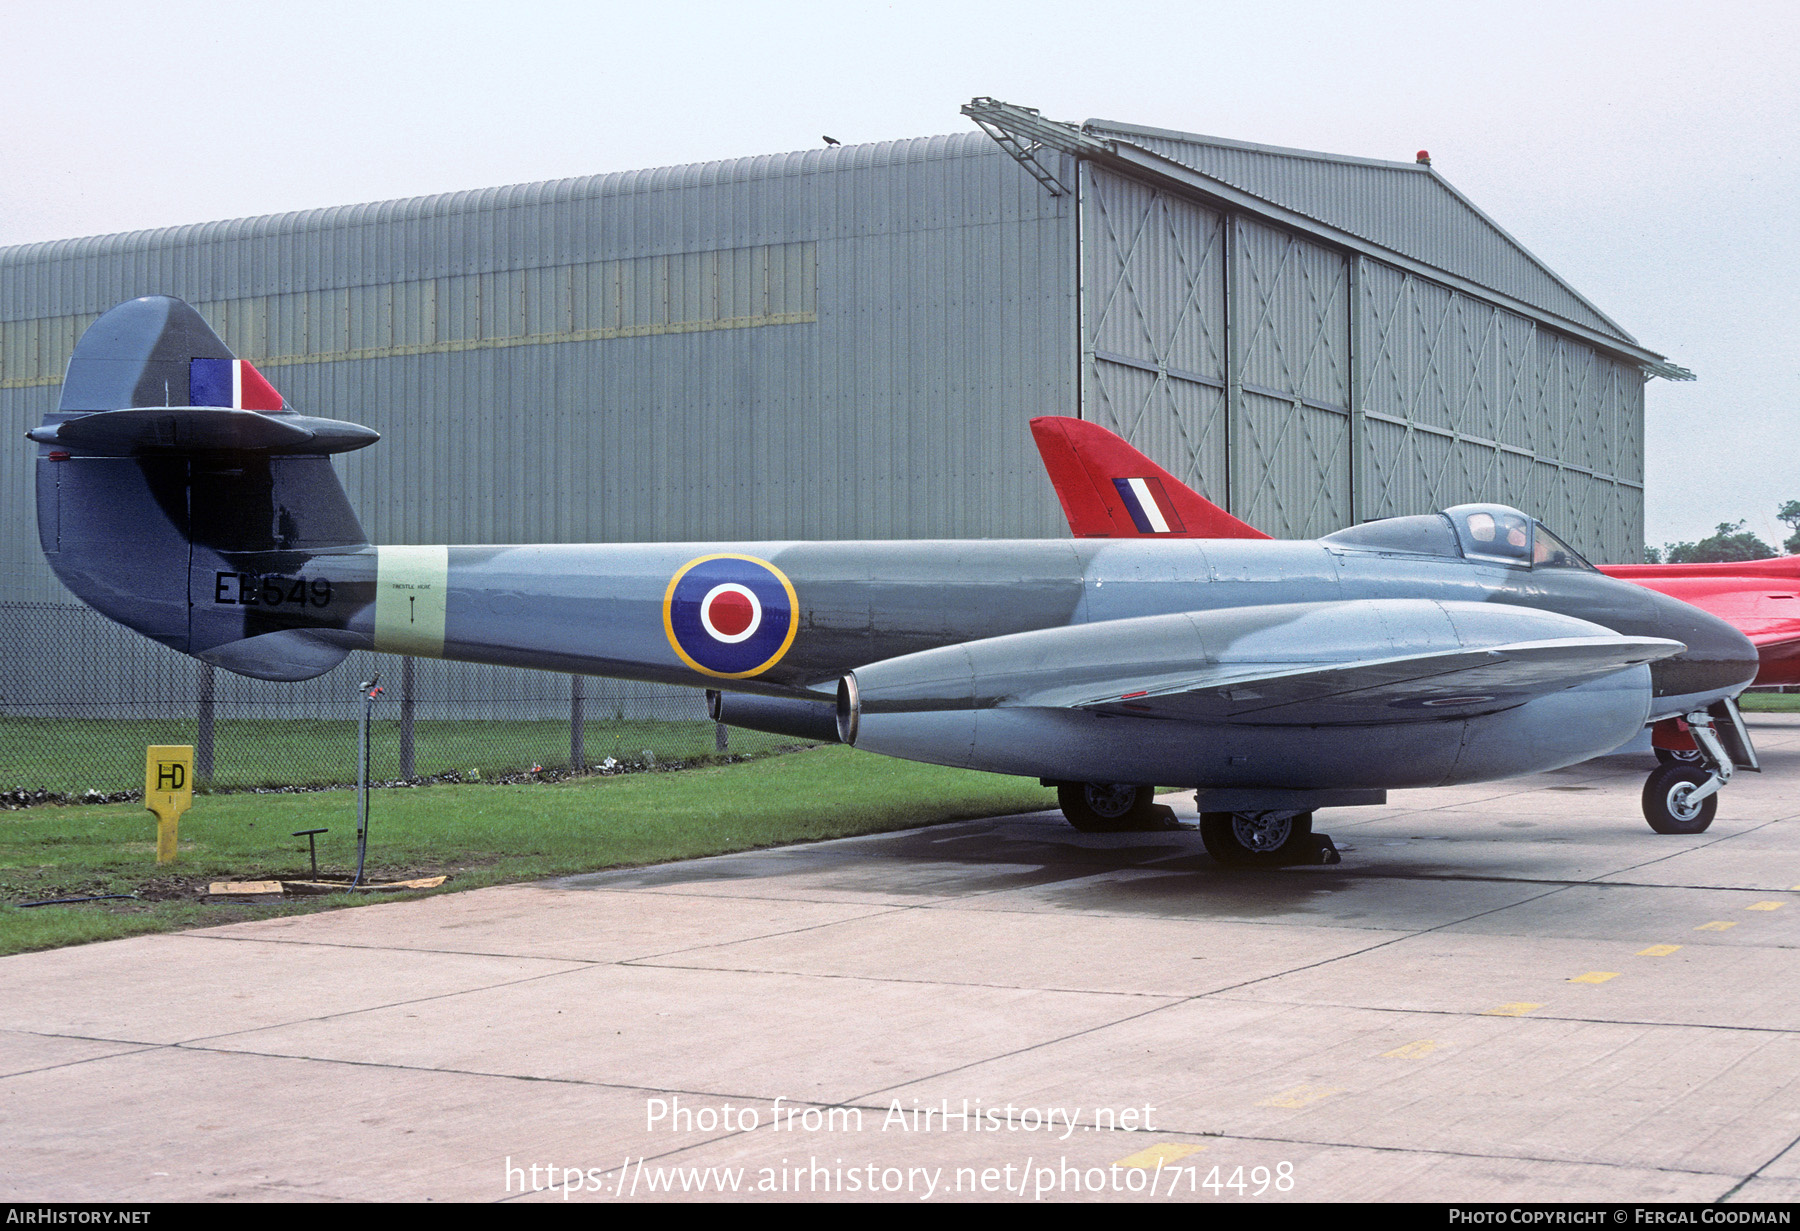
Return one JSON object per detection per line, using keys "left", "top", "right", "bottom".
{"left": 145, "top": 745, "right": 194, "bottom": 864}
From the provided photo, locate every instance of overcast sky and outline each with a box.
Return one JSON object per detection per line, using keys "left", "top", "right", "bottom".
{"left": 3, "top": 0, "right": 1793, "bottom": 549}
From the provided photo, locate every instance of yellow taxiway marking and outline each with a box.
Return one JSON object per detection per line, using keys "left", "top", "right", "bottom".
{"left": 1746, "top": 901, "right": 1785, "bottom": 911}
{"left": 1114, "top": 1143, "right": 1207, "bottom": 1169}
{"left": 1696, "top": 921, "right": 1738, "bottom": 931}
{"left": 1637, "top": 944, "right": 1682, "bottom": 957}
{"left": 1383, "top": 1040, "right": 1439, "bottom": 1059}
{"left": 1483, "top": 1002, "right": 1543, "bottom": 1017}
{"left": 1258, "top": 1085, "right": 1344, "bottom": 1109}
{"left": 1568, "top": 971, "right": 1620, "bottom": 984}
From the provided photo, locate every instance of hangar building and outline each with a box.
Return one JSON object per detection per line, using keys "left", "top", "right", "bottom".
{"left": 0, "top": 99, "right": 1686, "bottom": 742}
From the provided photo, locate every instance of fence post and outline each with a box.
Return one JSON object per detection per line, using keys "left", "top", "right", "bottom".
{"left": 570, "top": 674, "right": 585, "bottom": 770}
{"left": 715, "top": 721, "right": 728, "bottom": 752}
{"left": 195, "top": 662, "right": 215, "bottom": 781}
{"left": 399, "top": 656, "right": 416, "bottom": 779}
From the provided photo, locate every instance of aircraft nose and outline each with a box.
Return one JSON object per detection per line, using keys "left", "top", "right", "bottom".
{"left": 1644, "top": 589, "right": 1759, "bottom": 707}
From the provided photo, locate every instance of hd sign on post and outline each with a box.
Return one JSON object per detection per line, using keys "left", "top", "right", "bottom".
{"left": 145, "top": 745, "right": 194, "bottom": 864}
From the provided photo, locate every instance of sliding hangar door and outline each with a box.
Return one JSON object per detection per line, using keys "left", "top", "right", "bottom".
{"left": 1064, "top": 115, "right": 1667, "bottom": 564}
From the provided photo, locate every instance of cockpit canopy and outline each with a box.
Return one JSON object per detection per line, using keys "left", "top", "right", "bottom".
{"left": 1321, "top": 504, "right": 1595, "bottom": 571}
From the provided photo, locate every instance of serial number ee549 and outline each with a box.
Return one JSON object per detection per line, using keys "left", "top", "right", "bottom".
{"left": 213, "top": 572, "right": 332, "bottom": 608}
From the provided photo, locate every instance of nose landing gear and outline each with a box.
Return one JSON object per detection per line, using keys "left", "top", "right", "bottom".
{"left": 1642, "top": 703, "right": 1755, "bottom": 834}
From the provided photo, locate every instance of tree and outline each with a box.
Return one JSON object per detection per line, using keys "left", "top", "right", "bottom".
{"left": 1778, "top": 501, "right": 1800, "bottom": 555}
{"left": 1659, "top": 521, "right": 1776, "bottom": 564}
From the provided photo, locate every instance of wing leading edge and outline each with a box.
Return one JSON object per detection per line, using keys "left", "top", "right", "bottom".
{"left": 1046, "top": 636, "right": 1684, "bottom": 725}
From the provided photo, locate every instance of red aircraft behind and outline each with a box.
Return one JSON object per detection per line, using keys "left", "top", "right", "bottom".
{"left": 1031, "top": 416, "right": 1800, "bottom": 689}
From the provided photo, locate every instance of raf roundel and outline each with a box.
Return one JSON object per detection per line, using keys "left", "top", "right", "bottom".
{"left": 663, "top": 555, "right": 799, "bottom": 678}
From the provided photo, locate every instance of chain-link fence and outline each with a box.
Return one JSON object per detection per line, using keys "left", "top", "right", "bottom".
{"left": 1, "top": 603, "right": 800, "bottom": 794}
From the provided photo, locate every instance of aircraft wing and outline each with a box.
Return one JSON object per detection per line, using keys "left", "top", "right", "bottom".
{"left": 1045, "top": 636, "right": 1683, "bottom": 724}
{"left": 1746, "top": 628, "right": 1800, "bottom": 680}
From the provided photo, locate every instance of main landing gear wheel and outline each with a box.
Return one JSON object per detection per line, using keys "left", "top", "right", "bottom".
{"left": 1200, "top": 810, "right": 1313, "bottom": 865}
{"left": 1654, "top": 747, "right": 1704, "bottom": 766}
{"left": 1642, "top": 764, "right": 1717, "bottom": 835}
{"left": 1058, "top": 783, "right": 1157, "bottom": 833}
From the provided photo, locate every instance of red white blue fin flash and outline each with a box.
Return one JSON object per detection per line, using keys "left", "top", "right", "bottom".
{"left": 1112, "top": 477, "right": 1187, "bottom": 534}
{"left": 190, "top": 358, "right": 284, "bottom": 411}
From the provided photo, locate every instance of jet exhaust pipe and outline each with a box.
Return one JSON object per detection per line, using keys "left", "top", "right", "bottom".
{"left": 708, "top": 689, "right": 841, "bottom": 743}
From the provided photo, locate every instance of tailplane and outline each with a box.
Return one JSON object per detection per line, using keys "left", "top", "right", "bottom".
{"left": 1029, "top": 416, "right": 1268, "bottom": 540}
{"left": 32, "top": 296, "right": 378, "bottom": 680}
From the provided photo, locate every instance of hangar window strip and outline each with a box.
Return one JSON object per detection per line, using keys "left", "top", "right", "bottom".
{"left": 0, "top": 242, "right": 816, "bottom": 388}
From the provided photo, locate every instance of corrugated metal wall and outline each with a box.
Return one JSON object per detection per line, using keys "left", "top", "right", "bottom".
{"left": 1079, "top": 165, "right": 1644, "bottom": 557}
{"left": 0, "top": 132, "right": 1077, "bottom": 715}
{"left": 1232, "top": 216, "right": 1352, "bottom": 538}
{"left": 0, "top": 132, "right": 1077, "bottom": 607}
{"left": 1357, "top": 261, "right": 1644, "bottom": 563}
{"left": 1079, "top": 164, "right": 1230, "bottom": 509}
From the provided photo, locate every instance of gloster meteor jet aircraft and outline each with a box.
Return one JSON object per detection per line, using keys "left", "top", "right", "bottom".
{"left": 31, "top": 298, "right": 1760, "bottom": 865}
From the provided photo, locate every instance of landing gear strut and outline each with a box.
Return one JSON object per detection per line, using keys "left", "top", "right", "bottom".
{"left": 1642, "top": 708, "right": 1733, "bottom": 834}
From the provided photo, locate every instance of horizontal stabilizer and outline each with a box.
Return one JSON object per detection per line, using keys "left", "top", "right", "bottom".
{"left": 32, "top": 406, "right": 378, "bottom": 455}
{"left": 1064, "top": 636, "right": 1683, "bottom": 724}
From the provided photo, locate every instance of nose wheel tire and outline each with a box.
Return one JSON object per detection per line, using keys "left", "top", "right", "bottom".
{"left": 1654, "top": 747, "right": 1704, "bottom": 766}
{"left": 1642, "top": 764, "right": 1717, "bottom": 834}
{"left": 1200, "top": 810, "right": 1313, "bottom": 865}
{"left": 1058, "top": 782, "right": 1156, "bottom": 833}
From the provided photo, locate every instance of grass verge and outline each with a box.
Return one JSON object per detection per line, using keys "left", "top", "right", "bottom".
{"left": 1739, "top": 692, "right": 1800, "bottom": 712}
{"left": 0, "top": 717, "right": 783, "bottom": 793}
{"left": 0, "top": 745, "right": 1055, "bottom": 956}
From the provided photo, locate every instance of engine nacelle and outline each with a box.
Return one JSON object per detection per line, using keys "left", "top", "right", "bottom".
{"left": 836, "top": 599, "right": 1656, "bottom": 789}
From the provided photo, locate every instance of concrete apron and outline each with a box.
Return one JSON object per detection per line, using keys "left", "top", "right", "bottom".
{"left": 7, "top": 715, "right": 1800, "bottom": 1203}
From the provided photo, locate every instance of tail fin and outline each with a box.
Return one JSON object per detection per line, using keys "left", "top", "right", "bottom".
{"left": 1029, "top": 416, "right": 1269, "bottom": 540}
{"left": 32, "top": 296, "right": 379, "bottom": 680}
